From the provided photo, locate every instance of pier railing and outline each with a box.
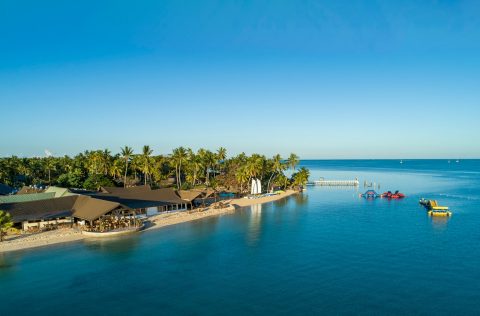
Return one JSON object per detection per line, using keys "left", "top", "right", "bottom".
{"left": 308, "top": 180, "right": 359, "bottom": 186}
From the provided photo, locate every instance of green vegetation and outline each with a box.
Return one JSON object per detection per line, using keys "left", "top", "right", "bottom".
{"left": 0, "top": 210, "right": 13, "bottom": 242}
{"left": 0, "top": 148, "right": 309, "bottom": 193}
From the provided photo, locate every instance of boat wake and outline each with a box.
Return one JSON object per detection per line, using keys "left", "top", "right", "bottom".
{"left": 437, "top": 193, "right": 480, "bottom": 201}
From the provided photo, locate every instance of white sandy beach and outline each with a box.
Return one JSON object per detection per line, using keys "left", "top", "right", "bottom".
{"left": 0, "top": 190, "right": 298, "bottom": 253}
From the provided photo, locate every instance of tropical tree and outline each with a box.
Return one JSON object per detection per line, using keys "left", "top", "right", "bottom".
{"left": 199, "top": 149, "right": 216, "bottom": 186}
{"left": 235, "top": 167, "right": 249, "bottom": 193}
{"left": 186, "top": 149, "right": 202, "bottom": 187}
{"left": 171, "top": 147, "right": 188, "bottom": 189}
{"left": 121, "top": 146, "right": 134, "bottom": 187}
{"left": 141, "top": 145, "right": 154, "bottom": 185}
{"left": 101, "top": 149, "right": 112, "bottom": 175}
{"left": 109, "top": 159, "right": 123, "bottom": 180}
{"left": 266, "top": 154, "right": 285, "bottom": 192}
{"left": 217, "top": 147, "right": 227, "bottom": 173}
{"left": 44, "top": 156, "right": 56, "bottom": 184}
{"left": 287, "top": 153, "right": 299, "bottom": 172}
{"left": 0, "top": 210, "right": 13, "bottom": 242}
{"left": 292, "top": 167, "right": 310, "bottom": 187}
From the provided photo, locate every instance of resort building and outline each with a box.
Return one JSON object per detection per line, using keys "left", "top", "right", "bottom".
{"left": 0, "top": 195, "right": 78, "bottom": 231}
{"left": 0, "top": 186, "right": 211, "bottom": 231}
{"left": 90, "top": 185, "right": 190, "bottom": 215}
{"left": 1, "top": 185, "right": 216, "bottom": 232}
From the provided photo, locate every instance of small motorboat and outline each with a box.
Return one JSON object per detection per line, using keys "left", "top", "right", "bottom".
{"left": 419, "top": 198, "right": 430, "bottom": 207}
{"left": 382, "top": 190, "right": 405, "bottom": 199}
{"left": 360, "top": 190, "right": 381, "bottom": 198}
{"left": 429, "top": 206, "right": 452, "bottom": 217}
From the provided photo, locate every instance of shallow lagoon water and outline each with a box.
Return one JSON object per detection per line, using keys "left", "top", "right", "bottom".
{"left": 1, "top": 160, "right": 480, "bottom": 315}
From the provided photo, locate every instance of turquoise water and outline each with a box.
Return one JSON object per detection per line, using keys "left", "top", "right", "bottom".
{"left": 1, "top": 160, "right": 480, "bottom": 315}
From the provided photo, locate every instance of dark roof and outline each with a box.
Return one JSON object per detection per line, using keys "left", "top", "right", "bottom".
{"left": 0, "top": 183, "right": 13, "bottom": 195}
{"left": 100, "top": 185, "right": 151, "bottom": 194}
{"left": 0, "top": 196, "right": 78, "bottom": 223}
{"left": 72, "top": 195, "right": 125, "bottom": 221}
{"left": 90, "top": 186, "right": 186, "bottom": 209}
{"left": 178, "top": 190, "right": 204, "bottom": 202}
{"left": 1, "top": 195, "right": 130, "bottom": 223}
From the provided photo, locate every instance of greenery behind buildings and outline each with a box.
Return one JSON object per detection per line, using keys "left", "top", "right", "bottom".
{"left": 0, "top": 147, "right": 309, "bottom": 192}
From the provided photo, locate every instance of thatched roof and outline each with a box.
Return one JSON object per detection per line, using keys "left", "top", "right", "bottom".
{"left": 1, "top": 195, "right": 128, "bottom": 223}
{"left": 72, "top": 195, "right": 125, "bottom": 221}
{"left": 0, "top": 196, "right": 77, "bottom": 223}
{"left": 90, "top": 186, "right": 186, "bottom": 209}
{"left": 178, "top": 190, "right": 203, "bottom": 202}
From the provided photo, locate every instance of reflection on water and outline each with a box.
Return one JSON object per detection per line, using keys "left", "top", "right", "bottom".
{"left": 187, "top": 216, "right": 220, "bottom": 237}
{"left": 430, "top": 216, "right": 450, "bottom": 231}
{"left": 293, "top": 192, "right": 309, "bottom": 205}
{"left": 83, "top": 234, "right": 141, "bottom": 257}
{"left": 0, "top": 252, "right": 19, "bottom": 273}
{"left": 247, "top": 204, "right": 262, "bottom": 246}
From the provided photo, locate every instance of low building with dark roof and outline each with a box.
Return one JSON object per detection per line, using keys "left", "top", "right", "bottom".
{"left": 1, "top": 186, "right": 207, "bottom": 232}
{"left": 0, "top": 196, "right": 78, "bottom": 231}
{"left": 91, "top": 186, "right": 190, "bottom": 215}
{"left": 1, "top": 194, "right": 137, "bottom": 231}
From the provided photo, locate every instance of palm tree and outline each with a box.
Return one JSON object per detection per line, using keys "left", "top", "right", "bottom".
{"left": 141, "top": 145, "right": 153, "bottom": 185}
{"left": 266, "top": 154, "right": 285, "bottom": 192}
{"left": 172, "top": 147, "right": 188, "bottom": 189}
{"left": 287, "top": 153, "right": 299, "bottom": 172}
{"left": 187, "top": 150, "right": 202, "bottom": 187}
{"left": 292, "top": 167, "right": 310, "bottom": 187}
{"left": 101, "top": 149, "right": 111, "bottom": 175}
{"left": 0, "top": 210, "right": 13, "bottom": 242}
{"left": 44, "top": 156, "right": 56, "bottom": 184}
{"left": 202, "top": 150, "right": 216, "bottom": 186}
{"left": 109, "top": 159, "right": 123, "bottom": 180}
{"left": 235, "top": 167, "right": 249, "bottom": 193}
{"left": 121, "top": 146, "right": 134, "bottom": 187}
{"left": 245, "top": 155, "right": 263, "bottom": 192}
{"left": 217, "top": 147, "right": 227, "bottom": 173}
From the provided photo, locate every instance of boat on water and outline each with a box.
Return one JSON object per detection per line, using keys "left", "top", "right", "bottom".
{"left": 382, "top": 191, "right": 405, "bottom": 199}
{"left": 360, "top": 190, "right": 381, "bottom": 198}
{"left": 419, "top": 199, "right": 452, "bottom": 216}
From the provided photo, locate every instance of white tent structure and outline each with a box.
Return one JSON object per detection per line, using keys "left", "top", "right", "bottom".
{"left": 251, "top": 178, "right": 262, "bottom": 195}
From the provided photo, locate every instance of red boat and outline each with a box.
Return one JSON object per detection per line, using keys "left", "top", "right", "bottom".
{"left": 382, "top": 190, "right": 405, "bottom": 199}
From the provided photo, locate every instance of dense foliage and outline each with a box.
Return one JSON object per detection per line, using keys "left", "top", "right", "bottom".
{"left": 0, "top": 147, "right": 309, "bottom": 193}
{"left": 0, "top": 210, "right": 13, "bottom": 242}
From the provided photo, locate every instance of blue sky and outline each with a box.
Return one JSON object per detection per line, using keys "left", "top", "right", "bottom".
{"left": 1, "top": 0, "right": 479, "bottom": 158}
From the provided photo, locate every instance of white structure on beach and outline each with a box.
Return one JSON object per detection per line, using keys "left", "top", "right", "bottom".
{"left": 251, "top": 178, "right": 262, "bottom": 195}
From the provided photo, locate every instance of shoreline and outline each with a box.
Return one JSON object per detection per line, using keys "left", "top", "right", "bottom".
{"left": 0, "top": 190, "right": 298, "bottom": 254}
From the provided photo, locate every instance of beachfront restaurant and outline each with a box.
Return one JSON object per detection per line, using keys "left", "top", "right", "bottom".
{"left": 0, "top": 196, "right": 78, "bottom": 231}
{"left": 0, "top": 195, "right": 140, "bottom": 232}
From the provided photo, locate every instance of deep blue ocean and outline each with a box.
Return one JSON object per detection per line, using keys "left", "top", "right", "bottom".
{"left": 1, "top": 160, "right": 480, "bottom": 315}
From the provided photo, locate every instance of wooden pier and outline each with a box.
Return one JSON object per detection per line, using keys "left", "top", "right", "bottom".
{"left": 308, "top": 179, "right": 359, "bottom": 186}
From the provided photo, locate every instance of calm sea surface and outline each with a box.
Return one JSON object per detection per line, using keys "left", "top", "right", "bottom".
{"left": 1, "top": 160, "right": 480, "bottom": 315}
